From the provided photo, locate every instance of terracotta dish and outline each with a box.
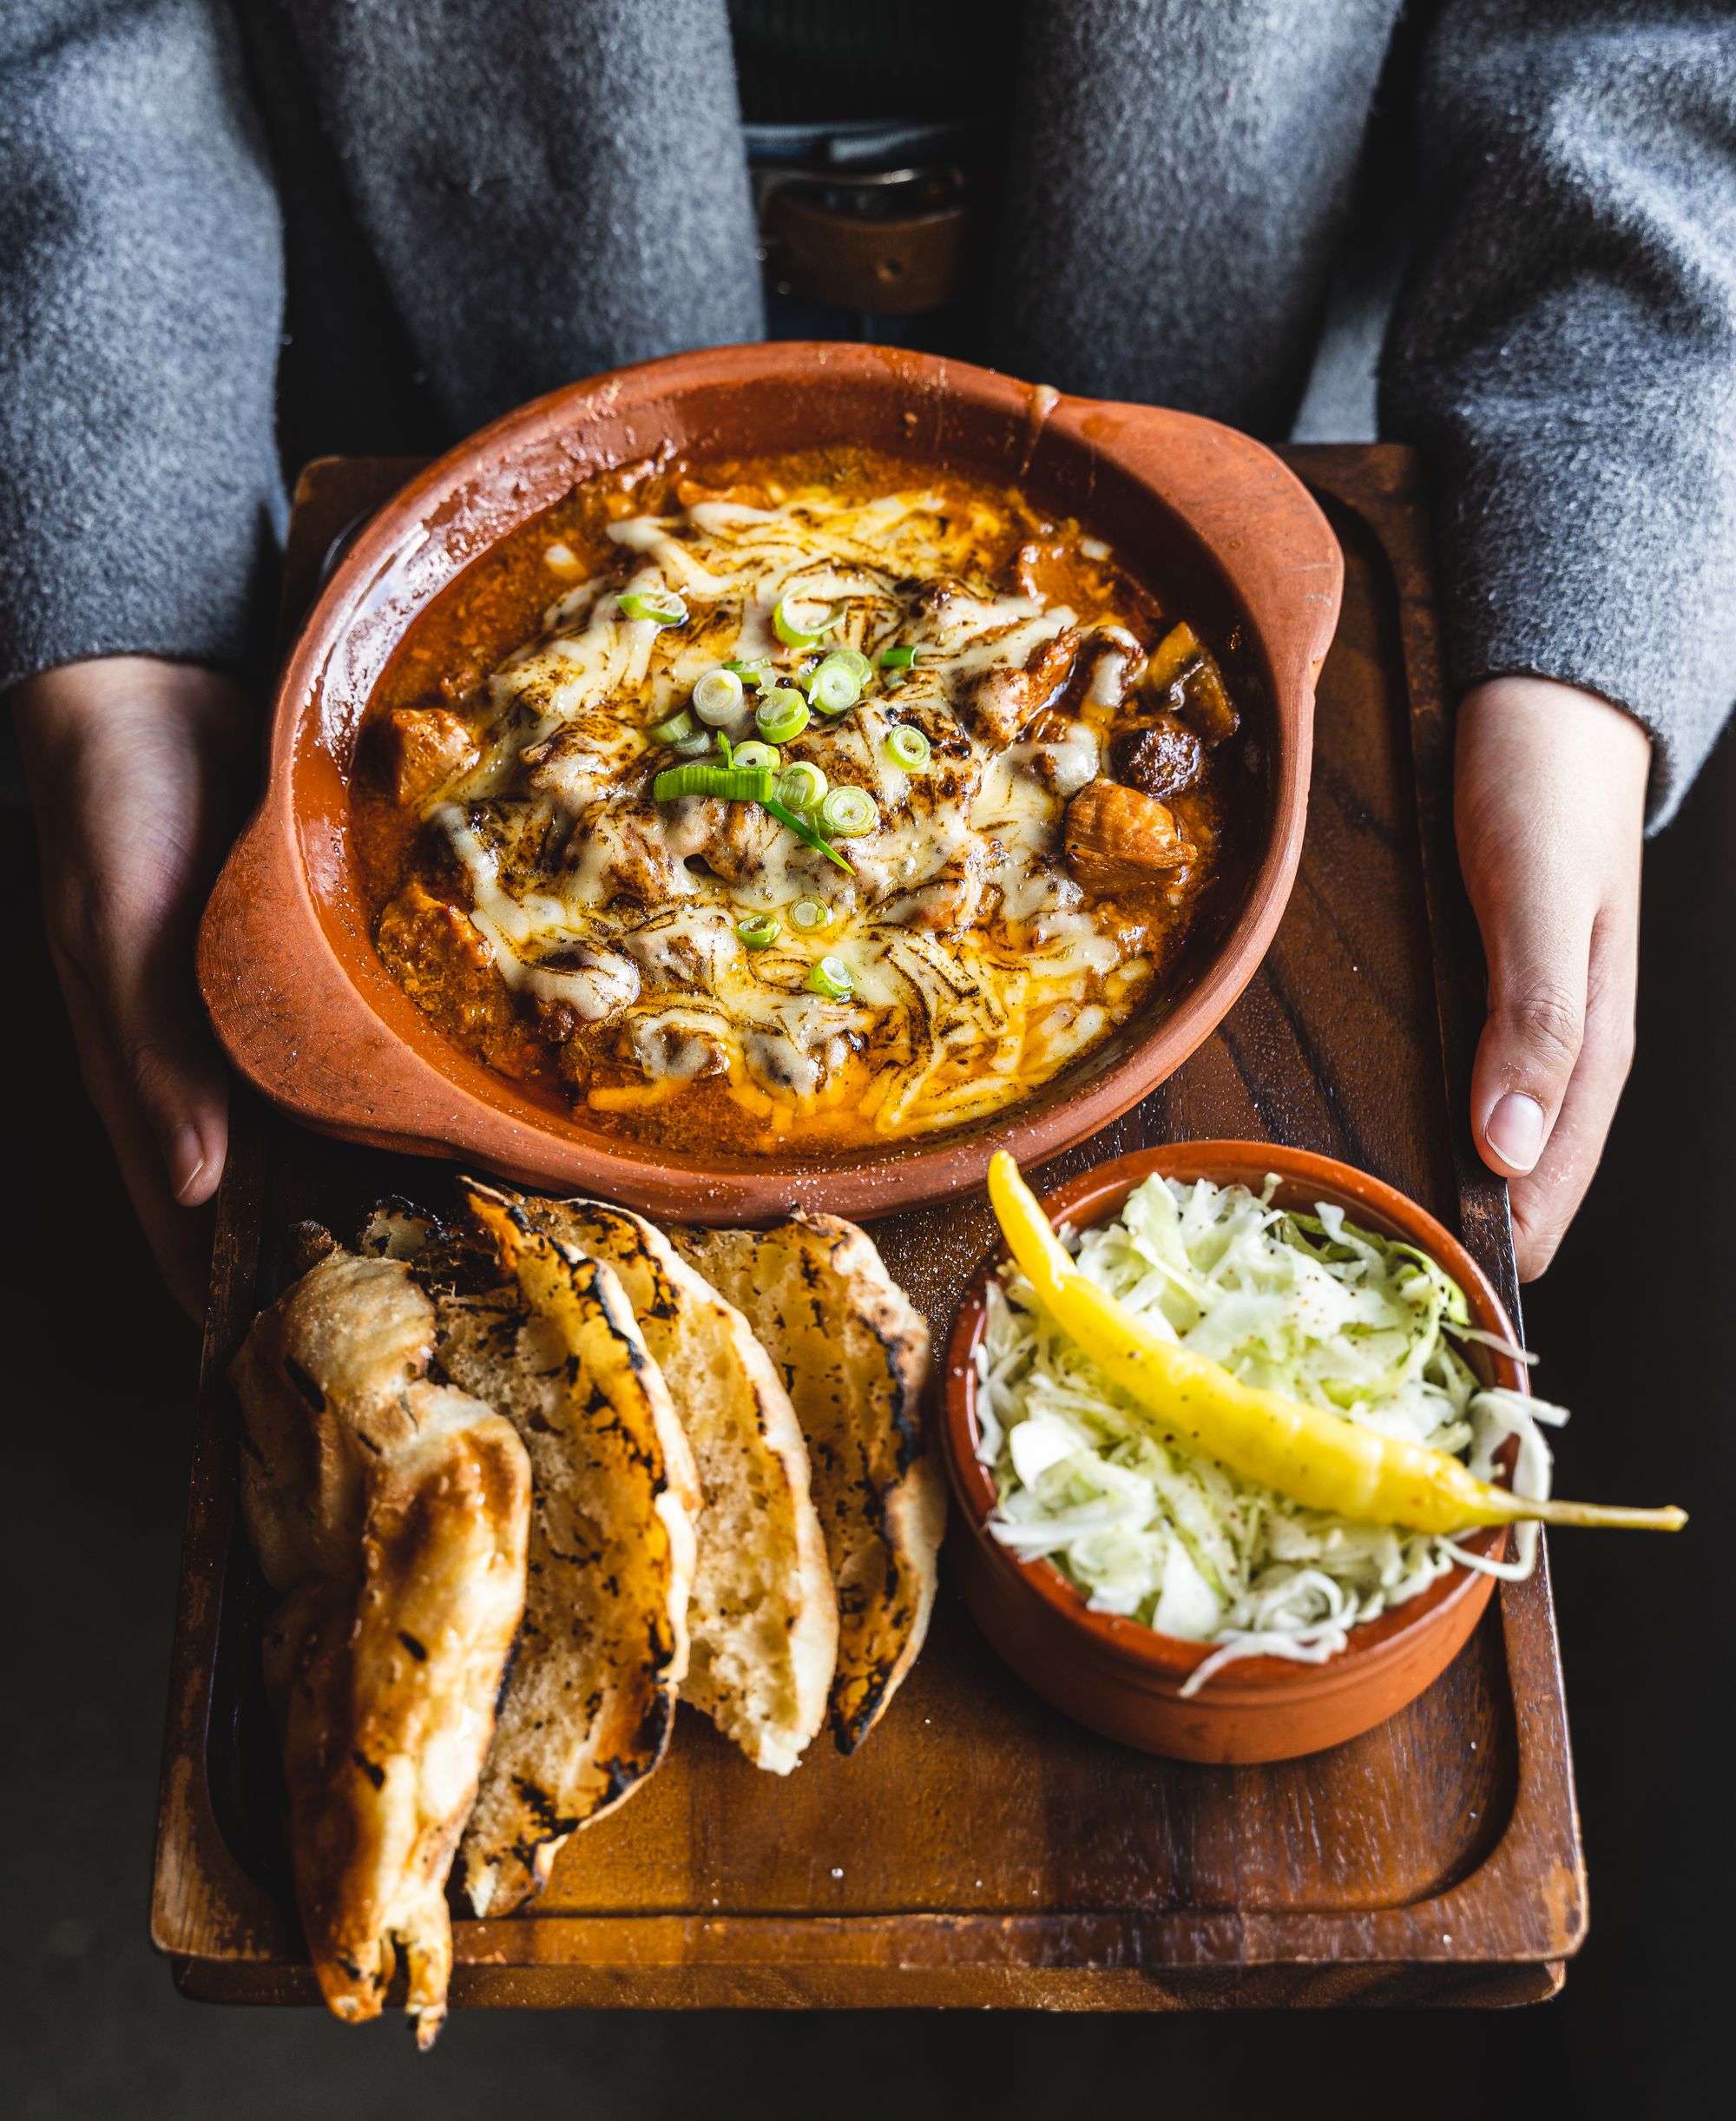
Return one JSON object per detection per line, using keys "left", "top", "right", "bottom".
{"left": 942, "top": 1143, "right": 1525, "bottom": 1762}
{"left": 200, "top": 346, "right": 1342, "bottom": 1222}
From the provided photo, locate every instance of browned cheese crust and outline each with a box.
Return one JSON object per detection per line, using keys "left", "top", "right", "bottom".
{"left": 669, "top": 1213, "right": 944, "bottom": 1750}
{"left": 445, "top": 1188, "right": 700, "bottom": 1914}
{"left": 232, "top": 1248, "right": 530, "bottom": 2048}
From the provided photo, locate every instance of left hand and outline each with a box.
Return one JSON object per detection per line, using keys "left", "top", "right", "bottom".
{"left": 1454, "top": 675, "right": 1651, "bottom": 1281}
{"left": 12, "top": 656, "right": 254, "bottom": 1317}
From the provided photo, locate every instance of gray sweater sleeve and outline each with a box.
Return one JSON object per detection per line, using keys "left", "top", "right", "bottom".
{"left": 0, "top": 1, "right": 284, "bottom": 691}
{"left": 1381, "top": 0, "right": 1736, "bottom": 827}
{"left": 280, "top": 0, "right": 764, "bottom": 438}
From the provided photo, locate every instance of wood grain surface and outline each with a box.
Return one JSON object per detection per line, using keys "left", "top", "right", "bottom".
{"left": 154, "top": 448, "right": 1584, "bottom": 2012}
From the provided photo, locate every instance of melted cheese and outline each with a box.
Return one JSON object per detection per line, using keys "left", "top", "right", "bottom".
{"left": 421, "top": 482, "right": 1191, "bottom": 1135}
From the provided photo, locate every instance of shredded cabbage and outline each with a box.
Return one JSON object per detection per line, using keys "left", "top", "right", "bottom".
{"left": 975, "top": 1172, "right": 1562, "bottom": 1693}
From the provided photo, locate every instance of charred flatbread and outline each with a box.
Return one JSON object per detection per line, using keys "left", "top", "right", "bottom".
{"left": 670, "top": 1213, "right": 943, "bottom": 1750}
{"left": 499, "top": 1189, "right": 838, "bottom": 1773}
{"left": 438, "top": 1188, "right": 700, "bottom": 1914}
{"left": 233, "top": 1244, "right": 530, "bottom": 2047}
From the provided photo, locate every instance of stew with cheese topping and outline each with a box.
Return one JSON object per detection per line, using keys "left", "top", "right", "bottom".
{"left": 353, "top": 448, "right": 1241, "bottom": 1155}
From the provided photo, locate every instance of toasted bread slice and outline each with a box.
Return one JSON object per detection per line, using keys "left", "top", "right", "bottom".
{"left": 233, "top": 1248, "right": 529, "bottom": 2049}
{"left": 669, "top": 1214, "right": 944, "bottom": 1751}
{"left": 442, "top": 1188, "right": 699, "bottom": 1914}
{"left": 237, "top": 1243, "right": 432, "bottom": 1588}
{"left": 496, "top": 1189, "right": 838, "bottom": 1774}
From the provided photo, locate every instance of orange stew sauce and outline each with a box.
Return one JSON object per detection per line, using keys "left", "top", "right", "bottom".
{"left": 352, "top": 447, "right": 1235, "bottom": 1156}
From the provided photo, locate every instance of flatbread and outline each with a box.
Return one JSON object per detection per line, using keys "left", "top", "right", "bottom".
{"left": 233, "top": 1247, "right": 529, "bottom": 2047}
{"left": 504, "top": 1190, "right": 838, "bottom": 1774}
{"left": 670, "top": 1214, "right": 944, "bottom": 1750}
{"left": 441, "top": 1188, "right": 700, "bottom": 1914}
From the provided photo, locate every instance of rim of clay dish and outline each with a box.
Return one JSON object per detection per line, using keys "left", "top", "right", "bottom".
{"left": 200, "top": 345, "right": 1344, "bottom": 1222}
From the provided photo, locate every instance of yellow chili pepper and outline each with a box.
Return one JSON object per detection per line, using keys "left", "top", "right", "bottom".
{"left": 987, "top": 1152, "right": 1686, "bottom": 1538}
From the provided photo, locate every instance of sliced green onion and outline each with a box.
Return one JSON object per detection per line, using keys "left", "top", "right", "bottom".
{"left": 648, "top": 707, "right": 696, "bottom": 746}
{"left": 736, "top": 912, "right": 779, "bottom": 950}
{"left": 879, "top": 642, "right": 917, "bottom": 690}
{"left": 825, "top": 647, "right": 874, "bottom": 685}
{"left": 776, "top": 760, "right": 828, "bottom": 811}
{"left": 756, "top": 688, "right": 811, "bottom": 743}
{"left": 809, "top": 653, "right": 865, "bottom": 716}
{"left": 652, "top": 762, "right": 775, "bottom": 802}
{"left": 807, "top": 955, "right": 855, "bottom": 1002}
{"left": 713, "top": 728, "right": 733, "bottom": 765}
{"left": 819, "top": 784, "right": 877, "bottom": 837}
{"left": 763, "top": 794, "right": 854, "bottom": 873}
{"left": 732, "top": 739, "right": 780, "bottom": 773}
{"left": 884, "top": 723, "right": 931, "bottom": 771}
{"left": 650, "top": 755, "right": 854, "bottom": 872}
{"left": 791, "top": 897, "right": 832, "bottom": 932}
{"left": 619, "top": 588, "right": 687, "bottom": 626}
{"left": 673, "top": 728, "right": 714, "bottom": 758}
{"left": 773, "top": 593, "right": 842, "bottom": 650}
{"left": 692, "top": 666, "right": 746, "bottom": 726}
{"left": 723, "top": 658, "right": 773, "bottom": 689}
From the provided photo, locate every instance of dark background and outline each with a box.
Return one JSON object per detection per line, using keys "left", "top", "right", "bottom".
{"left": 4, "top": 695, "right": 1728, "bottom": 2118}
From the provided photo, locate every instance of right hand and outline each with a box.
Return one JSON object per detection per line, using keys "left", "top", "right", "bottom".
{"left": 1454, "top": 676, "right": 1649, "bottom": 1281}
{"left": 12, "top": 656, "right": 255, "bottom": 1317}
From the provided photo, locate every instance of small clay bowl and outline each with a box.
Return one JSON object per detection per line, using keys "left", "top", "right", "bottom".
{"left": 200, "top": 344, "right": 1341, "bottom": 1225}
{"left": 942, "top": 1143, "right": 1525, "bottom": 1763}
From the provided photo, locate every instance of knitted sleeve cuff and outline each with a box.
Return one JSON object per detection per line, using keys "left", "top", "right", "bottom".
{"left": 1411, "top": 416, "right": 1736, "bottom": 831}
{"left": 0, "top": 0, "right": 285, "bottom": 694}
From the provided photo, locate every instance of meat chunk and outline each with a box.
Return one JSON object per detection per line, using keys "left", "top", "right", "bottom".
{"left": 1108, "top": 711, "right": 1204, "bottom": 800}
{"left": 668, "top": 794, "right": 785, "bottom": 885}
{"left": 1004, "top": 540, "right": 1064, "bottom": 599}
{"left": 1144, "top": 622, "right": 1239, "bottom": 745}
{"left": 876, "top": 846, "right": 985, "bottom": 933}
{"left": 953, "top": 665, "right": 1031, "bottom": 748}
{"left": 529, "top": 944, "right": 641, "bottom": 1033}
{"left": 1005, "top": 543, "right": 1041, "bottom": 598}
{"left": 913, "top": 574, "right": 977, "bottom": 622}
{"left": 1063, "top": 777, "right": 1194, "bottom": 891}
{"left": 952, "top": 627, "right": 1081, "bottom": 748}
{"left": 521, "top": 734, "right": 622, "bottom": 809}
{"left": 1075, "top": 626, "right": 1146, "bottom": 711}
{"left": 379, "top": 707, "right": 479, "bottom": 810}
{"left": 1176, "top": 654, "right": 1239, "bottom": 746}
{"left": 561, "top": 799, "right": 694, "bottom": 906}
{"left": 1025, "top": 626, "right": 1081, "bottom": 703}
{"left": 375, "top": 881, "right": 523, "bottom": 1057}
{"left": 620, "top": 906, "right": 740, "bottom": 990}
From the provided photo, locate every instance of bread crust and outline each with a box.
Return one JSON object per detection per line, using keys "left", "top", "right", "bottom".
{"left": 232, "top": 1248, "right": 530, "bottom": 2048}
{"left": 446, "top": 1188, "right": 700, "bottom": 1914}
{"left": 671, "top": 1213, "right": 944, "bottom": 1750}
{"left": 512, "top": 1193, "right": 838, "bottom": 1773}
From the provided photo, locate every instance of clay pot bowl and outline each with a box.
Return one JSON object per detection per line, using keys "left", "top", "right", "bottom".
{"left": 942, "top": 1143, "right": 1524, "bottom": 1763}
{"left": 200, "top": 344, "right": 1342, "bottom": 1223}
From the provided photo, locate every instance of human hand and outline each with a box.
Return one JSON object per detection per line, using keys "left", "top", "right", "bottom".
{"left": 12, "top": 657, "right": 254, "bottom": 1318}
{"left": 1455, "top": 675, "right": 1650, "bottom": 1281}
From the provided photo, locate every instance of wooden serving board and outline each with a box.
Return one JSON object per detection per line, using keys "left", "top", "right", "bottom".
{"left": 153, "top": 448, "right": 1586, "bottom": 2012}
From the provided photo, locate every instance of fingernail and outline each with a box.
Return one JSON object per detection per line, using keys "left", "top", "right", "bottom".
{"left": 1486, "top": 1093, "right": 1546, "bottom": 1176}
{"left": 167, "top": 1123, "right": 207, "bottom": 1202}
